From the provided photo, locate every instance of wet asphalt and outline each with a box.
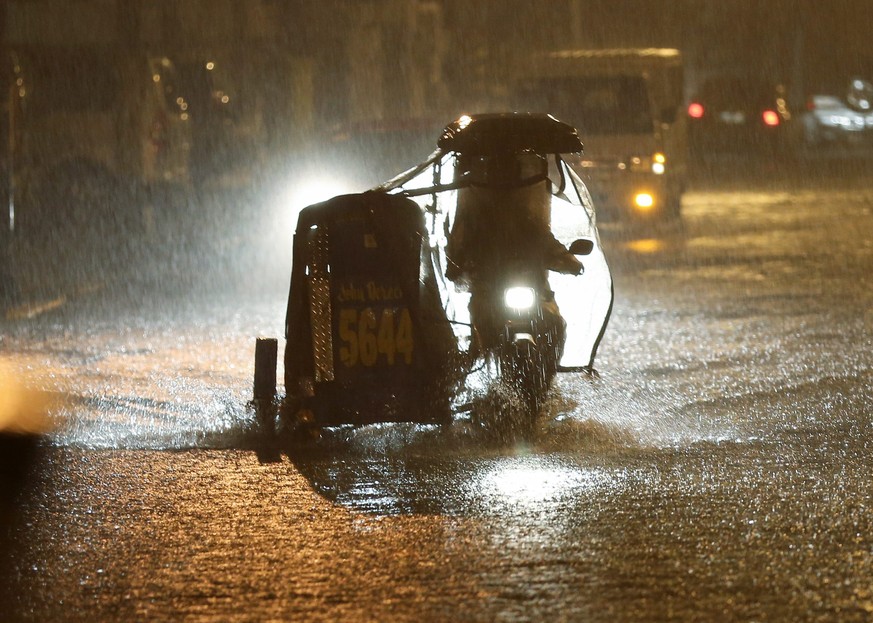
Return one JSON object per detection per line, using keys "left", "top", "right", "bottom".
{"left": 1, "top": 165, "right": 872, "bottom": 621}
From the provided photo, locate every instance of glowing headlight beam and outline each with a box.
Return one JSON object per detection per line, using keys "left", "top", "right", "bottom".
{"left": 504, "top": 286, "right": 536, "bottom": 310}
{"left": 633, "top": 192, "right": 655, "bottom": 210}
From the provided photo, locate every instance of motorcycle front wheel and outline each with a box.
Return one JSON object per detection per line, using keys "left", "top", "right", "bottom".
{"left": 498, "top": 346, "right": 552, "bottom": 439}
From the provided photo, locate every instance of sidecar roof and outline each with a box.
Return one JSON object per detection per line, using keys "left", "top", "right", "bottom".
{"left": 437, "top": 112, "right": 584, "bottom": 156}
{"left": 293, "top": 190, "right": 423, "bottom": 233}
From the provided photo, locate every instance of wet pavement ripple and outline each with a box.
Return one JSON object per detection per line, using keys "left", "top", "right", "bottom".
{"left": 1, "top": 177, "right": 873, "bottom": 621}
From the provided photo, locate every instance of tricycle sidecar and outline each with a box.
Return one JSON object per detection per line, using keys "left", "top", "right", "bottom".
{"left": 280, "top": 191, "right": 459, "bottom": 429}
{"left": 254, "top": 112, "right": 614, "bottom": 440}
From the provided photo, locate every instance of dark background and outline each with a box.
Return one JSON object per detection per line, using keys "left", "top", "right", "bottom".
{"left": 4, "top": 1, "right": 871, "bottom": 130}
{"left": 2, "top": 0, "right": 871, "bottom": 305}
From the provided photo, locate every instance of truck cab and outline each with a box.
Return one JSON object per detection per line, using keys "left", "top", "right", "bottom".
{"left": 510, "top": 48, "right": 687, "bottom": 223}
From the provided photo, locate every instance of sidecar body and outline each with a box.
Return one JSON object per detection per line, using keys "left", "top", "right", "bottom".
{"left": 281, "top": 191, "right": 459, "bottom": 427}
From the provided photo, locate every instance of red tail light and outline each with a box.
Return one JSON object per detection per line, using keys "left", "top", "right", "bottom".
{"left": 762, "top": 109, "right": 780, "bottom": 126}
{"left": 688, "top": 102, "right": 705, "bottom": 119}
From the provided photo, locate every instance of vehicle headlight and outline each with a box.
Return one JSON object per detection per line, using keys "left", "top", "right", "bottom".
{"left": 504, "top": 286, "right": 536, "bottom": 310}
{"left": 633, "top": 192, "right": 655, "bottom": 211}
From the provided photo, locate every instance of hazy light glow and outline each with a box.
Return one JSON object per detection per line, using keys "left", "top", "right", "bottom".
{"left": 762, "top": 109, "right": 780, "bottom": 126}
{"left": 272, "top": 177, "right": 356, "bottom": 238}
{"left": 624, "top": 238, "right": 666, "bottom": 254}
{"left": 0, "top": 358, "right": 58, "bottom": 434}
{"left": 688, "top": 102, "right": 705, "bottom": 118}
{"left": 634, "top": 192, "right": 655, "bottom": 210}
{"left": 548, "top": 47, "right": 680, "bottom": 60}
{"left": 285, "top": 178, "right": 351, "bottom": 213}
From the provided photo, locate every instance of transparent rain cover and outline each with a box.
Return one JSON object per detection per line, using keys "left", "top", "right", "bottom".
{"left": 548, "top": 165, "right": 613, "bottom": 368}
{"left": 383, "top": 152, "right": 613, "bottom": 370}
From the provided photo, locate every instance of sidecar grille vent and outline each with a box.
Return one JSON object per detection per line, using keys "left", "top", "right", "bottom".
{"left": 308, "top": 227, "right": 334, "bottom": 382}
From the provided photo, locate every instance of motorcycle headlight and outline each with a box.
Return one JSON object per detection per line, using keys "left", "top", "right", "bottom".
{"left": 504, "top": 286, "right": 536, "bottom": 310}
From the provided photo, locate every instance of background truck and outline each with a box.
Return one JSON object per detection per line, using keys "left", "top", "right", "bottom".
{"left": 509, "top": 48, "right": 688, "bottom": 223}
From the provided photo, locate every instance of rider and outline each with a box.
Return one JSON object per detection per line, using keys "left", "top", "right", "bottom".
{"left": 445, "top": 150, "right": 583, "bottom": 352}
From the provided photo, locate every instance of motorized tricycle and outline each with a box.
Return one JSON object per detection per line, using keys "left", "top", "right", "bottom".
{"left": 253, "top": 113, "right": 613, "bottom": 441}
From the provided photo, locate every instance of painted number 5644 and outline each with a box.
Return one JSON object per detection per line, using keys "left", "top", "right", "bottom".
{"left": 338, "top": 307, "right": 413, "bottom": 367}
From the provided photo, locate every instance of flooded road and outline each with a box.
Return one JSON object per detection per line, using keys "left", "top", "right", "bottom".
{"left": 2, "top": 174, "right": 873, "bottom": 621}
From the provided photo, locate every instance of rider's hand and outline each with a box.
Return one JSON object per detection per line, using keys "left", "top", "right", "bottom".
{"left": 549, "top": 253, "right": 584, "bottom": 275}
